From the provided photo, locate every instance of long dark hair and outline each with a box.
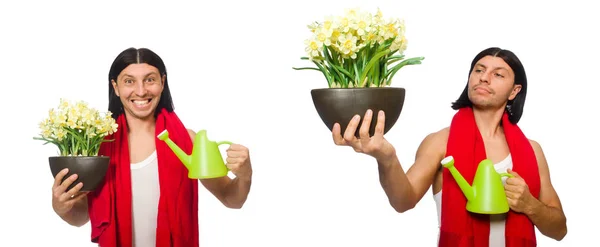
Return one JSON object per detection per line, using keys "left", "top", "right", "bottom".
{"left": 451, "top": 47, "right": 527, "bottom": 124}
{"left": 107, "top": 47, "right": 174, "bottom": 119}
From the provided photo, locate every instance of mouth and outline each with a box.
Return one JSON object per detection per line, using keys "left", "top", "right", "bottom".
{"left": 473, "top": 86, "right": 492, "bottom": 94}
{"left": 131, "top": 99, "right": 152, "bottom": 107}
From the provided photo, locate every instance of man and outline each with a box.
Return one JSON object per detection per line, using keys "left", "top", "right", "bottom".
{"left": 332, "top": 47, "right": 567, "bottom": 246}
{"left": 51, "top": 47, "right": 253, "bottom": 247}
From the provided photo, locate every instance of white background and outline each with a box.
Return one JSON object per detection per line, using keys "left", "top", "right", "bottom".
{"left": 1, "top": 0, "right": 597, "bottom": 246}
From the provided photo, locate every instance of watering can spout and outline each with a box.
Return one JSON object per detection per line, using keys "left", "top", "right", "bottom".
{"left": 441, "top": 156, "right": 474, "bottom": 202}
{"left": 157, "top": 129, "right": 191, "bottom": 169}
{"left": 197, "top": 129, "right": 208, "bottom": 142}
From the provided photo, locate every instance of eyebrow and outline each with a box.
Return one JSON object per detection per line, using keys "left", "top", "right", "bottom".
{"left": 121, "top": 72, "right": 159, "bottom": 79}
{"left": 475, "top": 63, "right": 509, "bottom": 71}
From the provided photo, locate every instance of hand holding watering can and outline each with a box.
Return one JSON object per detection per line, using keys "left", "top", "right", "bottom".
{"left": 158, "top": 129, "right": 252, "bottom": 180}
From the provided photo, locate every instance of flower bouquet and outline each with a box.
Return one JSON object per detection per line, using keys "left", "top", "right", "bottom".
{"left": 293, "top": 8, "right": 424, "bottom": 137}
{"left": 34, "top": 99, "right": 118, "bottom": 191}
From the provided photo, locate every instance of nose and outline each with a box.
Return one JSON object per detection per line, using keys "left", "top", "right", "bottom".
{"left": 479, "top": 71, "right": 491, "bottom": 84}
{"left": 134, "top": 81, "right": 148, "bottom": 96}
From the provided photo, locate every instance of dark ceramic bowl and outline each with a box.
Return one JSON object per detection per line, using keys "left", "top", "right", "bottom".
{"left": 49, "top": 156, "right": 110, "bottom": 192}
{"left": 311, "top": 87, "right": 406, "bottom": 138}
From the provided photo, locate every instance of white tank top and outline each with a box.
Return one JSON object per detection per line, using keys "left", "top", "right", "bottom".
{"left": 130, "top": 150, "right": 160, "bottom": 247}
{"left": 434, "top": 154, "right": 512, "bottom": 247}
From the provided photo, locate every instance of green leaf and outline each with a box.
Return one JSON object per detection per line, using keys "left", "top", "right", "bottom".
{"left": 385, "top": 56, "right": 425, "bottom": 83}
{"left": 312, "top": 60, "right": 333, "bottom": 87}
{"left": 292, "top": 67, "right": 322, "bottom": 71}
{"left": 385, "top": 55, "right": 406, "bottom": 64}
{"left": 331, "top": 64, "right": 354, "bottom": 82}
{"left": 360, "top": 49, "right": 391, "bottom": 87}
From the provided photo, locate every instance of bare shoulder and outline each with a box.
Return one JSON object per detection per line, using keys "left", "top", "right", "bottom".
{"left": 528, "top": 139, "right": 549, "bottom": 169}
{"left": 422, "top": 127, "right": 449, "bottom": 148}
{"left": 528, "top": 139, "right": 543, "bottom": 153}
{"left": 416, "top": 127, "right": 449, "bottom": 158}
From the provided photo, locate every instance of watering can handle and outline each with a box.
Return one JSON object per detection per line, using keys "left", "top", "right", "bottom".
{"left": 217, "top": 141, "right": 234, "bottom": 170}
{"left": 498, "top": 172, "right": 514, "bottom": 178}
{"left": 217, "top": 141, "right": 233, "bottom": 146}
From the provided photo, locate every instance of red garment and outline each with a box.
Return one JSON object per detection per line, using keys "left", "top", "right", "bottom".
{"left": 439, "top": 107, "right": 540, "bottom": 247}
{"left": 87, "top": 108, "right": 199, "bottom": 247}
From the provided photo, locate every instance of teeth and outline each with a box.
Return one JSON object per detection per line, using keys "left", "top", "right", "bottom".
{"left": 133, "top": 100, "right": 149, "bottom": 106}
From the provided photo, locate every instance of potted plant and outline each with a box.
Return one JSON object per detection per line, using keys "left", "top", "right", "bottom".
{"left": 34, "top": 98, "right": 118, "bottom": 191}
{"left": 293, "top": 8, "right": 424, "bottom": 137}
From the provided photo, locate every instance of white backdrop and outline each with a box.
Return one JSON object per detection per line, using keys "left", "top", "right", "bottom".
{"left": 1, "top": 0, "right": 597, "bottom": 246}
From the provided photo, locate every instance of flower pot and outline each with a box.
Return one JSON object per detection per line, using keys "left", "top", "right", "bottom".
{"left": 311, "top": 87, "right": 406, "bottom": 138}
{"left": 49, "top": 156, "right": 110, "bottom": 192}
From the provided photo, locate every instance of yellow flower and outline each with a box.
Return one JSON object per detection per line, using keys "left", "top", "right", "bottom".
{"left": 35, "top": 98, "right": 120, "bottom": 156}
{"left": 305, "top": 38, "right": 322, "bottom": 58}
{"left": 336, "top": 33, "right": 359, "bottom": 58}
{"left": 295, "top": 7, "right": 423, "bottom": 88}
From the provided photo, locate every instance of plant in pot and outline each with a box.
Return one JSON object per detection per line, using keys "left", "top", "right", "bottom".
{"left": 293, "top": 8, "right": 424, "bottom": 137}
{"left": 34, "top": 98, "right": 118, "bottom": 192}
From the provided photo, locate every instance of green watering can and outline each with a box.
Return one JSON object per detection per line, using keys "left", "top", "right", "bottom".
{"left": 441, "top": 156, "right": 514, "bottom": 214}
{"left": 157, "top": 129, "right": 232, "bottom": 179}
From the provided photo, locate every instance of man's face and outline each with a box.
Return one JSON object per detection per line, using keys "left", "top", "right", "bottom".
{"left": 111, "top": 63, "right": 165, "bottom": 121}
{"left": 467, "top": 55, "right": 521, "bottom": 109}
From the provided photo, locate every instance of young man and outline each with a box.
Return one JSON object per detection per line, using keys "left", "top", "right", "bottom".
{"left": 51, "top": 47, "right": 253, "bottom": 247}
{"left": 332, "top": 47, "right": 567, "bottom": 246}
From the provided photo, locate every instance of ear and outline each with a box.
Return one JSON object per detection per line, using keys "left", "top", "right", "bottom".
{"left": 508, "top": 84, "right": 522, "bottom": 101}
{"left": 111, "top": 79, "right": 119, "bottom": 97}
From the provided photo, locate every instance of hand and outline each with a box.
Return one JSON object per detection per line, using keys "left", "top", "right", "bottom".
{"left": 52, "top": 168, "right": 89, "bottom": 216}
{"left": 332, "top": 109, "right": 396, "bottom": 162}
{"left": 504, "top": 169, "right": 536, "bottom": 214}
{"left": 225, "top": 144, "right": 252, "bottom": 180}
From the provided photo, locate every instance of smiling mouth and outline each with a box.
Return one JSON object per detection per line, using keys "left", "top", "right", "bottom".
{"left": 132, "top": 99, "right": 152, "bottom": 106}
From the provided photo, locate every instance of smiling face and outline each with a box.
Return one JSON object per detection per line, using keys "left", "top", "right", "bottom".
{"left": 467, "top": 55, "right": 522, "bottom": 109}
{"left": 111, "top": 63, "right": 165, "bottom": 121}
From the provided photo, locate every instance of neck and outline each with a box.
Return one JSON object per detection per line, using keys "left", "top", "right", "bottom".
{"left": 472, "top": 106, "right": 506, "bottom": 138}
{"left": 125, "top": 113, "right": 156, "bottom": 134}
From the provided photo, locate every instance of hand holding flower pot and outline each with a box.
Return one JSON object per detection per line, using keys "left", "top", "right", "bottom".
{"left": 34, "top": 99, "right": 118, "bottom": 192}
{"left": 293, "top": 8, "right": 424, "bottom": 137}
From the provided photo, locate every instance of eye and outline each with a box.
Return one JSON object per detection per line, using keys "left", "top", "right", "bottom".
{"left": 124, "top": 79, "right": 134, "bottom": 84}
{"left": 494, "top": 73, "right": 505, "bottom": 78}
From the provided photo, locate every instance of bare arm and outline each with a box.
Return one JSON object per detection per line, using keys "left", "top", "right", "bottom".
{"left": 377, "top": 129, "right": 446, "bottom": 213}
{"left": 332, "top": 110, "right": 446, "bottom": 213}
{"left": 524, "top": 140, "right": 567, "bottom": 240}
{"left": 188, "top": 129, "right": 252, "bottom": 209}
{"left": 200, "top": 176, "right": 251, "bottom": 209}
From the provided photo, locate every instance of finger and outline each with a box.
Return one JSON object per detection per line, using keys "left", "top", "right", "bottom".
{"left": 332, "top": 123, "right": 345, "bottom": 145}
{"left": 374, "top": 110, "right": 386, "bottom": 136}
{"left": 226, "top": 150, "right": 248, "bottom": 159}
{"left": 226, "top": 157, "right": 243, "bottom": 164}
{"left": 507, "top": 197, "right": 517, "bottom": 207}
{"left": 504, "top": 190, "right": 518, "bottom": 199}
{"left": 58, "top": 174, "right": 79, "bottom": 193}
{"left": 72, "top": 191, "right": 89, "bottom": 202}
{"left": 59, "top": 182, "right": 83, "bottom": 202}
{"left": 226, "top": 162, "right": 240, "bottom": 171}
{"left": 359, "top": 109, "right": 373, "bottom": 140}
{"left": 226, "top": 144, "right": 245, "bottom": 151}
{"left": 504, "top": 184, "right": 518, "bottom": 192}
{"left": 507, "top": 169, "right": 521, "bottom": 178}
{"left": 53, "top": 168, "right": 69, "bottom": 188}
{"left": 343, "top": 115, "right": 361, "bottom": 145}
{"left": 505, "top": 177, "right": 522, "bottom": 186}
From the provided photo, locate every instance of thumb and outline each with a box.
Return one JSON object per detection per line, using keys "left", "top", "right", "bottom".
{"left": 507, "top": 168, "right": 521, "bottom": 178}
